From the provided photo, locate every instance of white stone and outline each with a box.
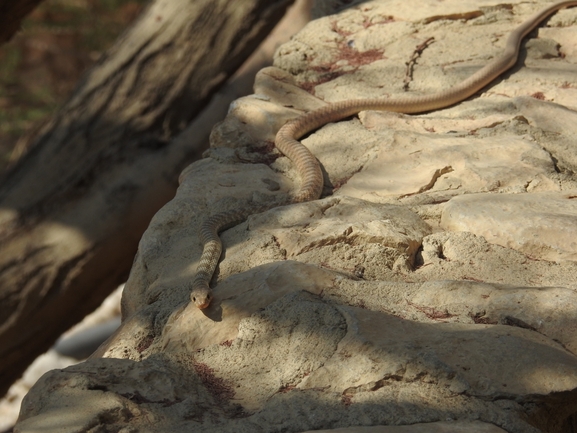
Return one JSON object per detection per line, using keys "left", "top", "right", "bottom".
{"left": 441, "top": 191, "right": 577, "bottom": 261}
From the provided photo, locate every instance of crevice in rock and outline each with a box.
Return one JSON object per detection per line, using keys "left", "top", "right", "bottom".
{"left": 332, "top": 164, "right": 365, "bottom": 192}
{"left": 399, "top": 165, "right": 453, "bottom": 198}
{"left": 407, "top": 300, "right": 455, "bottom": 321}
{"left": 503, "top": 315, "right": 537, "bottom": 331}
{"left": 470, "top": 311, "right": 498, "bottom": 325}
{"left": 318, "top": 198, "right": 341, "bottom": 215}
{"left": 342, "top": 371, "right": 406, "bottom": 396}
{"left": 542, "top": 146, "right": 562, "bottom": 173}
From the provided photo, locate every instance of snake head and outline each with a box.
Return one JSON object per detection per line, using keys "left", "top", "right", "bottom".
{"left": 191, "top": 289, "right": 212, "bottom": 309}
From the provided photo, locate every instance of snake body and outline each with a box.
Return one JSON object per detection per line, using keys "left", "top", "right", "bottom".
{"left": 190, "top": 0, "right": 577, "bottom": 309}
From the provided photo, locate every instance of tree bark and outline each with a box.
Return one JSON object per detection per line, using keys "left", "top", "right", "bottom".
{"left": 0, "top": 0, "right": 293, "bottom": 397}
{"left": 0, "top": 0, "right": 46, "bottom": 44}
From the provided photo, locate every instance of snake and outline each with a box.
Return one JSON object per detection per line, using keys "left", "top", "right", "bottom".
{"left": 190, "top": 0, "right": 577, "bottom": 309}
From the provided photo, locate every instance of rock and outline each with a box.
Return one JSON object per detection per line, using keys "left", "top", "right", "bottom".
{"left": 338, "top": 110, "right": 559, "bottom": 200}
{"left": 15, "top": 1, "right": 577, "bottom": 432}
{"left": 410, "top": 279, "right": 577, "bottom": 354}
{"left": 15, "top": 290, "right": 577, "bottom": 433}
{"left": 160, "top": 261, "right": 334, "bottom": 354}
{"left": 441, "top": 191, "right": 577, "bottom": 261}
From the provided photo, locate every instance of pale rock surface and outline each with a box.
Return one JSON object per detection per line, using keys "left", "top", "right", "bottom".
{"left": 15, "top": 1, "right": 577, "bottom": 433}
{"left": 441, "top": 191, "right": 577, "bottom": 261}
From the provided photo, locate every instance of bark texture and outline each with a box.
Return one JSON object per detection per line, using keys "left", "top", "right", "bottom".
{"left": 0, "top": 0, "right": 293, "bottom": 397}
{"left": 0, "top": 0, "right": 45, "bottom": 44}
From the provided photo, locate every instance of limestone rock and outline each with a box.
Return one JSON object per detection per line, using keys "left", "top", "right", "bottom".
{"left": 441, "top": 191, "right": 577, "bottom": 261}
{"left": 15, "top": 1, "right": 577, "bottom": 432}
{"left": 410, "top": 280, "right": 577, "bottom": 354}
{"left": 16, "top": 290, "right": 577, "bottom": 433}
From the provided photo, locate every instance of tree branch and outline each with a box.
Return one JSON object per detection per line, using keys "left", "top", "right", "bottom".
{"left": 0, "top": 0, "right": 46, "bottom": 44}
{"left": 0, "top": 0, "right": 294, "bottom": 397}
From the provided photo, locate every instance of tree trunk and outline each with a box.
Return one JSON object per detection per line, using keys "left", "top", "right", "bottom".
{"left": 0, "top": 0, "right": 293, "bottom": 398}
{"left": 0, "top": 0, "right": 46, "bottom": 44}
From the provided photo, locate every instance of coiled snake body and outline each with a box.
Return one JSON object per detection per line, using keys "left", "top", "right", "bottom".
{"left": 191, "top": 0, "right": 577, "bottom": 309}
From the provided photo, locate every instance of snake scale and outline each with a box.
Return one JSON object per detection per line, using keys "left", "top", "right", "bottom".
{"left": 190, "top": 0, "right": 577, "bottom": 309}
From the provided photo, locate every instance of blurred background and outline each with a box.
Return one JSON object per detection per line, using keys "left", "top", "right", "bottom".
{"left": 0, "top": 2, "right": 147, "bottom": 429}
{"left": 0, "top": 0, "right": 148, "bottom": 174}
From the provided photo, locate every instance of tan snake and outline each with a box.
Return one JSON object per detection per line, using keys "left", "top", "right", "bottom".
{"left": 190, "top": 0, "right": 577, "bottom": 309}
